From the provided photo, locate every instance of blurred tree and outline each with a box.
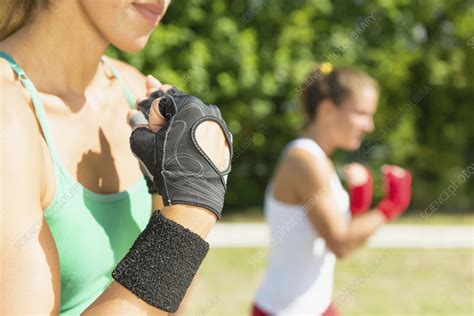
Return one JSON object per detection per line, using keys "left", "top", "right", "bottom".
{"left": 108, "top": 0, "right": 474, "bottom": 213}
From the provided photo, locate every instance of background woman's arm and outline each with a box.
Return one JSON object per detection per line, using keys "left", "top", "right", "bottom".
{"left": 284, "top": 148, "right": 386, "bottom": 259}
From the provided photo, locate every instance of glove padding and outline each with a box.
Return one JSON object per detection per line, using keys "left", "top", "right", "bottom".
{"left": 130, "top": 88, "right": 233, "bottom": 218}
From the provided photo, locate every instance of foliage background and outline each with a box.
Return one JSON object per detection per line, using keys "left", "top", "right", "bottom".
{"left": 108, "top": 0, "right": 474, "bottom": 214}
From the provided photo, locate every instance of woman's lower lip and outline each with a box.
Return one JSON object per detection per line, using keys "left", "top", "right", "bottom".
{"left": 133, "top": 3, "right": 161, "bottom": 25}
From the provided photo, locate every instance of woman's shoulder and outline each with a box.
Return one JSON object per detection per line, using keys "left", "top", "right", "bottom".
{"left": 271, "top": 141, "right": 333, "bottom": 204}
{"left": 104, "top": 57, "right": 147, "bottom": 96}
{"left": 278, "top": 139, "right": 336, "bottom": 189}
{"left": 1, "top": 59, "right": 44, "bottom": 178}
{"left": 286, "top": 145, "right": 332, "bottom": 175}
{"left": 1, "top": 58, "right": 25, "bottom": 94}
{"left": 1, "top": 58, "right": 45, "bottom": 155}
{"left": 1, "top": 59, "right": 54, "bottom": 203}
{"left": 0, "top": 58, "right": 37, "bottom": 123}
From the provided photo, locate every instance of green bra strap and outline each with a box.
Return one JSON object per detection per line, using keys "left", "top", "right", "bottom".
{"left": 101, "top": 56, "right": 136, "bottom": 109}
{"left": 0, "top": 51, "right": 61, "bottom": 162}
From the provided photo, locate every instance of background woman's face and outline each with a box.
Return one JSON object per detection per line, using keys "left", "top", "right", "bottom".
{"left": 331, "top": 87, "right": 379, "bottom": 151}
{"left": 79, "top": 0, "right": 171, "bottom": 52}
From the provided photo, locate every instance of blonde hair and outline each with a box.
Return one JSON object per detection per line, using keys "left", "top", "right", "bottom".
{"left": 0, "top": 0, "right": 51, "bottom": 41}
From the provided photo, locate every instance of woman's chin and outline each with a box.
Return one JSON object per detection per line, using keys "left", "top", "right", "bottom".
{"left": 112, "top": 36, "right": 149, "bottom": 53}
{"left": 342, "top": 141, "right": 362, "bottom": 152}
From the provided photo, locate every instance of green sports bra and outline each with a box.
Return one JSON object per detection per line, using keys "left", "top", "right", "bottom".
{"left": 0, "top": 51, "right": 152, "bottom": 315}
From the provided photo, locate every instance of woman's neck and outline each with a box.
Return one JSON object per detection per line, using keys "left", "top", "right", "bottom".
{"left": 301, "top": 124, "right": 336, "bottom": 157}
{"left": 0, "top": 2, "right": 109, "bottom": 97}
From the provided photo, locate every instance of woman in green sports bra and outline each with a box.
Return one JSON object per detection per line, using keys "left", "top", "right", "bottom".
{"left": 0, "top": 1, "right": 231, "bottom": 315}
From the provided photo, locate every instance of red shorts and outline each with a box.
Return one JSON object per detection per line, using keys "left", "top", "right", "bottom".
{"left": 252, "top": 302, "right": 341, "bottom": 316}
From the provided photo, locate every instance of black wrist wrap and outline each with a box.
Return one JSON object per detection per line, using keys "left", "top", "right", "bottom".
{"left": 111, "top": 211, "right": 209, "bottom": 312}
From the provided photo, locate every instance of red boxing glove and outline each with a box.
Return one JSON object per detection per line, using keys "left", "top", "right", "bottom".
{"left": 377, "top": 165, "right": 412, "bottom": 220}
{"left": 346, "top": 166, "right": 373, "bottom": 216}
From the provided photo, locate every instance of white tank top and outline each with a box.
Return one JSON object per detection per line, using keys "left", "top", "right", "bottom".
{"left": 254, "top": 138, "right": 350, "bottom": 315}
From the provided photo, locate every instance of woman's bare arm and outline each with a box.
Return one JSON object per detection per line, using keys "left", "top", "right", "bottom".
{"left": 1, "top": 108, "right": 215, "bottom": 316}
{"left": 82, "top": 206, "right": 215, "bottom": 316}
{"left": 280, "top": 148, "right": 386, "bottom": 259}
{"left": 83, "top": 93, "right": 229, "bottom": 314}
{"left": 107, "top": 61, "right": 198, "bottom": 315}
{"left": 2, "top": 72, "right": 218, "bottom": 316}
{"left": 1, "top": 81, "right": 61, "bottom": 315}
{"left": 83, "top": 120, "right": 225, "bottom": 314}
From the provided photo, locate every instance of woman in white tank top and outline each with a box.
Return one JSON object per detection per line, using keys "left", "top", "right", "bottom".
{"left": 253, "top": 65, "right": 412, "bottom": 316}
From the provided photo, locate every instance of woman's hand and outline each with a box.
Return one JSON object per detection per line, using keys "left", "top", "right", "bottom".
{"left": 128, "top": 75, "right": 172, "bottom": 132}
{"left": 376, "top": 164, "right": 412, "bottom": 220}
{"left": 104, "top": 86, "right": 232, "bottom": 314}
{"left": 129, "top": 87, "right": 233, "bottom": 219}
{"left": 128, "top": 75, "right": 173, "bottom": 194}
{"left": 344, "top": 163, "right": 373, "bottom": 216}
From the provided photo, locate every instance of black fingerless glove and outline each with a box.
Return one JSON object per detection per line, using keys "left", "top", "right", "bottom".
{"left": 131, "top": 88, "right": 233, "bottom": 218}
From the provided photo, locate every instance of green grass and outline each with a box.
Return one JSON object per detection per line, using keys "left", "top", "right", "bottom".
{"left": 393, "top": 212, "right": 474, "bottom": 225}
{"left": 222, "top": 209, "right": 474, "bottom": 225}
{"left": 186, "top": 248, "right": 473, "bottom": 315}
